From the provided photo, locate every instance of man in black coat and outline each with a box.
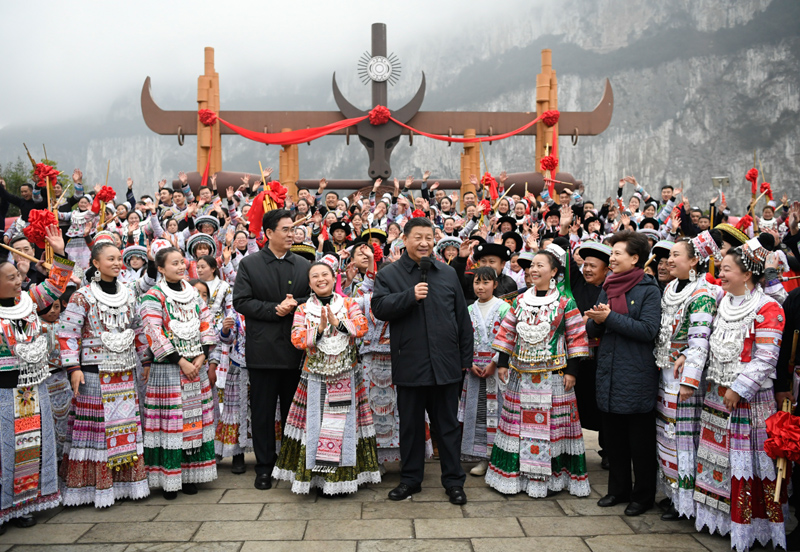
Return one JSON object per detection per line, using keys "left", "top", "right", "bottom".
{"left": 372, "top": 217, "right": 472, "bottom": 504}
{"left": 233, "top": 209, "right": 310, "bottom": 490}
{"left": 571, "top": 241, "right": 611, "bottom": 468}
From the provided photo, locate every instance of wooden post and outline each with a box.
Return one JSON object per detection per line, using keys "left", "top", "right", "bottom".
{"left": 535, "top": 49, "right": 554, "bottom": 175}
{"left": 460, "top": 129, "right": 479, "bottom": 201}
{"left": 279, "top": 129, "right": 299, "bottom": 200}
{"left": 197, "top": 47, "right": 222, "bottom": 176}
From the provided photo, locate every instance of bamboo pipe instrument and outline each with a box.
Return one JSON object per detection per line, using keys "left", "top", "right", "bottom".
{"left": 0, "top": 244, "right": 52, "bottom": 270}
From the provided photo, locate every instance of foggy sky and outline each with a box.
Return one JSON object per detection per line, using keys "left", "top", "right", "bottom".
{"left": 0, "top": 0, "right": 533, "bottom": 128}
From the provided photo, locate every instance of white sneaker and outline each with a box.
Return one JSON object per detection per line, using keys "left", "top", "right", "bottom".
{"left": 470, "top": 459, "right": 489, "bottom": 476}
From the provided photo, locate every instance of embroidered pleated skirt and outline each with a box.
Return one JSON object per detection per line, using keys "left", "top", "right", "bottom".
{"left": 143, "top": 363, "right": 217, "bottom": 491}
{"left": 0, "top": 384, "right": 61, "bottom": 524}
{"left": 693, "top": 384, "right": 786, "bottom": 552}
{"left": 273, "top": 368, "right": 381, "bottom": 495}
{"left": 486, "top": 369, "right": 590, "bottom": 498}
{"left": 60, "top": 371, "right": 149, "bottom": 507}
{"left": 214, "top": 361, "right": 253, "bottom": 458}
{"left": 656, "top": 370, "right": 703, "bottom": 519}
{"left": 458, "top": 365, "right": 503, "bottom": 461}
{"left": 44, "top": 370, "right": 73, "bottom": 460}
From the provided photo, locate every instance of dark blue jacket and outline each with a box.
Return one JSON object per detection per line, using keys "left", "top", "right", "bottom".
{"left": 586, "top": 273, "right": 662, "bottom": 414}
{"left": 371, "top": 252, "right": 473, "bottom": 386}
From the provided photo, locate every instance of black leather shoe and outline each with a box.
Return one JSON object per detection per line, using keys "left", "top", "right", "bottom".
{"left": 600, "top": 456, "right": 610, "bottom": 470}
{"left": 182, "top": 483, "right": 198, "bottom": 495}
{"left": 660, "top": 504, "right": 680, "bottom": 521}
{"left": 446, "top": 486, "right": 467, "bottom": 505}
{"left": 254, "top": 474, "right": 272, "bottom": 490}
{"left": 10, "top": 514, "right": 36, "bottom": 528}
{"left": 0, "top": 523, "right": 5, "bottom": 535}
{"left": 231, "top": 453, "right": 246, "bottom": 475}
{"left": 597, "top": 494, "right": 628, "bottom": 507}
{"left": 624, "top": 501, "right": 653, "bottom": 516}
{"left": 388, "top": 483, "right": 421, "bottom": 501}
{"left": 162, "top": 490, "right": 178, "bottom": 500}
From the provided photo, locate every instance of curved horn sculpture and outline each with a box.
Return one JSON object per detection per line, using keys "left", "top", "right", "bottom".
{"left": 332, "top": 73, "right": 365, "bottom": 118}
{"left": 392, "top": 72, "right": 426, "bottom": 123}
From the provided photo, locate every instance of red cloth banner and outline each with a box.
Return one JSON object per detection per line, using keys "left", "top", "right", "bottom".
{"left": 197, "top": 107, "right": 560, "bottom": 147}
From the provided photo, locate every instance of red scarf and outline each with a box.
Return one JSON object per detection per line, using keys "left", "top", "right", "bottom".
{"left": 602, "top": 267, "right": 644, "bottom": 315}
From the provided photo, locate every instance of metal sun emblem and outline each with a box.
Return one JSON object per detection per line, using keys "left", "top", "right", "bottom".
{"left": 358, "top": 52, "right": 401, "bottom": 85}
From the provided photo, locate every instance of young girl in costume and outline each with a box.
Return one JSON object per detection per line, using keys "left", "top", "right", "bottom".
{"left": 58, "top": 243, "right": 151, "bottom": 507}
{"left": 458, "top": 266, "right": 510, "bottom": 477}
{"left": 694, "top": 236, "right": 786, "bottom": 552}
{"left": 139, "top": 247, "right": 218, "bottom": 499}
{"left": 487, "top": 245, "right": 591, "bottom": 498}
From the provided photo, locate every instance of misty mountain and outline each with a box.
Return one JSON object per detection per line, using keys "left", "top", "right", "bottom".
{"left": 1, "top": 0, "right": 798, "bottom": 214}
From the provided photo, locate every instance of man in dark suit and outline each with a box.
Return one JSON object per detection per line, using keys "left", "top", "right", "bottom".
{"left": 233, "top": 209, "right": 310, "bottom": 490}
{"left": 372, "top": 217, "right": 472, "bottom": 504}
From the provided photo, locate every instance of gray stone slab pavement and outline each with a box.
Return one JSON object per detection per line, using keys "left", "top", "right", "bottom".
{"left": 0, "top": 430, "right": 791, "bottom": 551}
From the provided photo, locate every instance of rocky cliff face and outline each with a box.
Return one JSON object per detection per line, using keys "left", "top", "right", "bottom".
{"left": 1, "top": 0, "right": 797, "bottom": 214}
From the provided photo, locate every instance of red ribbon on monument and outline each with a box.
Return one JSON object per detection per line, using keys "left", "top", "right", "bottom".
{"left": 197, "top": 107, "right": 560, "bottom": 147}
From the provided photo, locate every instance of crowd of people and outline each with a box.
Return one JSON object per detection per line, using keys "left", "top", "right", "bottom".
{"left": 0, "top": 164, "right": 797, "bottom": 552}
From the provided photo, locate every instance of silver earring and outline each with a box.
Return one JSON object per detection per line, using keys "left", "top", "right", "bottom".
{"left": 549, "top": 278, "right": 556, "bottom": 290}
{"left": 92, "top": 270, "right": 101, "bottom": 283}
{"left": 689, "top": 269, "right": 697, "bottom": 282}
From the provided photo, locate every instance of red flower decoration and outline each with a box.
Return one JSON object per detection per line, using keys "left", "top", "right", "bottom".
{"left": 705, "top": 273, "right": 721, "bottom": 287}
{"left": 540, "top": 155, "right": 558, "bottom": 172}
{"left": 736, "top": 214, "right": 753, "bottom": 231}
{"left": 478, "top": 199, "right": 492, "bottom": 216}
{"left": 760, "top": 181, "right": 774, "bottom": 201}
{"left": 198, "top": 109, "right": 218, "bottom": 126}
{"left": 371, "top": 242, "right": 384, "bottom": 263}
{"left": 481, "top": 172, "right": 499, "bottom": 201}
{"left": 33, "top": 163, "right": 61, "bottom": 188}
{"left": 266, "top": 180, "right": 287, "bottom": 208}
{"left": 23, "top": 209, "right": 58, "bottom": 249}
{"left": 368, "top": 105, "right": 391, "bottom": 126}
{"left": 542, "top": 109, "right": 560, "bottom": 127}
{"left": 96, "top": 185, "right": 116, "bottom": 203}
{"left": 746, "top": 168, "right": 758, "bottom": 195}
{"left": 412, "top": 209, "right": 426, "bottom": 218}
{"left": 765, "top": 411, "right": 800, "bottom": 462}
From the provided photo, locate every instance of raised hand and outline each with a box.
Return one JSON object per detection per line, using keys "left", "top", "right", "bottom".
{"left": 422, "top": 170, "right": 431, "bottom": 181}
{"left": 405, "top": 175, "right": 414, "bottom": 188}
{"left": 241, "top": 173, "right": 250, "bottom": 185}
{"left": 127, "top": 178, "right": 133, "bottom": 189}
{"left": 618, "top": 179, "right": 626, "bottom": 189}
{"left": 226, "top": 228, "right": 235, "bottom": 245}
{"left": 72, "top": 169, "right": 83, "bottom": 183}
{"left": 158, "top": 179, "right": 166, "bottom": 189}
{"left": 326, "top": 305, "right": 340, "bottom": 328}
{"left": 318, "top": 178, "right": 327, "bottom": 191}
{"left": 179, "top": 171, "right": 188, "bottom": 185}
{"left": 210, "top": 174, "right": 217, "bottom": 189}
{"left": 499, "top": 170, "right": 507, "bottom": 184}
{"left": 318, "top": 304, "right": 328, "bottom": 331}
{"left": 469, "top": 174, "right": 479, "bottom": 187}
{"left": 262, "top": 167, "right": 273, "bottom": 179}
{"left": 430, "top": 181, "right": 440, "bottom": 191}
{"left": 226, "top": 186, "right": 234, "bottom": 200}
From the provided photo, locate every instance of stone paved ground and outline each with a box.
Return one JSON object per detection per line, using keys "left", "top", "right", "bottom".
{"left": 0, "top": 431, "right": 792, "bottom": 551}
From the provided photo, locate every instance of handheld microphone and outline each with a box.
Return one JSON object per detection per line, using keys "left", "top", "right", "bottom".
{"left": 419, "top": 256, "right": 432, "bottom": 284}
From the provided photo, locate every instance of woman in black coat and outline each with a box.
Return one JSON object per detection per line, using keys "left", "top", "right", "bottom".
{"left": 586, "top": 230, "right": 662, "bottom": 517}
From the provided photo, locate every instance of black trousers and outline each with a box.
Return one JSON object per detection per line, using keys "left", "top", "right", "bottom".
{"left": 602, "top": 410, "right": 657, "bottom": 505}
{"left": 396, "top": 382, "right": 466, "bottom": 489}
{"left": 248, "top": 368, "right": 300, "bottom": 477}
